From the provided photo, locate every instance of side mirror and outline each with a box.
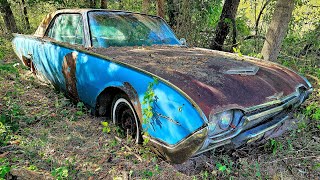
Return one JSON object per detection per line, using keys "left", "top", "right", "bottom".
{"left": 180, "top": 38, "right": 187, "bottom": 46}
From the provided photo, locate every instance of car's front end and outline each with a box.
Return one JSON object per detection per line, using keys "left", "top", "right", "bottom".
{"left": 128, "top": 47, "right": 313, "bottom": 163}
{"left": 197, "top": 83, "right": 312, "bottom": 155}
{"left": 149, "top": 81, "right": 312, "bottom": 163}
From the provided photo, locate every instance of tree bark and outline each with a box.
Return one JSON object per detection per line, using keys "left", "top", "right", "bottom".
{"left": 101, "top": 0, "right": 107, "bottom": 9}
{"left": 261, "top": 0, "right": 295, "bottom": 61}
{"left": 167, "top": 0, "right": 178, "bottom": 28}
{"left": 0, "top": 0, "right": 18, "bottom": 33}
{"left": 21, "top": 0, "right": 30, "bottom": 30}
{"left": 142, "top": 0, "right": 150, "bottom": 14}
{"left": 210, "top": 0, "right": 240, "bottom": 51}
{"left": 156, "top": 0, "right": 165, "bottom": 18}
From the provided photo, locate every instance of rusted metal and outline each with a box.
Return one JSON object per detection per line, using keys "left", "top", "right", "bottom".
{"left": 91, "top": 46, "right": 309, "bottom": 118}
{"left": 122, "top": 82, "right": 143, "bottom": 124}
{"left": 149, "top": 127, "right": 208, "bottom": 163}
{"left": 62, "top": 52, "right": 79, "bottom": 101}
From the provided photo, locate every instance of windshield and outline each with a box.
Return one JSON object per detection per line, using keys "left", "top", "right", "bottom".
{"left": 88, "top": 11, "right": 181, "bottom": 48}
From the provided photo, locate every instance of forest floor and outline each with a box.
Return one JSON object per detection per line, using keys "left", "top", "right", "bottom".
{"left": 1, "top": 37, "right": 320, "bottom": 179}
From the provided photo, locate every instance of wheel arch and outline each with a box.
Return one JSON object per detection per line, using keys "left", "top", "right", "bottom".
{"left": 95, "top": 82, "right": 143, "bottom": 122}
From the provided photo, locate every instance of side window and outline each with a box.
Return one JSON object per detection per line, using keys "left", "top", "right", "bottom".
{"left": 47, "top": 14, "right": 84, "bottom": 45}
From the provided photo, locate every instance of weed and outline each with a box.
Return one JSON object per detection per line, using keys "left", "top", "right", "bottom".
{"left": 0, "top": 158, "right": 10, "bottom": 179}
{"left": 255, "top": 162, "right": 262, "bottom": 180}
{"left": 216, "top": 157, "right": 233, "bottom": 176}
{"left": 109, "top": 139, "right": 118, "bottom": 147}
{"left": 232, "top": 46, "right": 243, "bottom": 57}
{"left": 27, "top": 165, "right": 38, "bottom": 171}
{"left": 201, "top": 170, "right": 209, "bottom": 179}
{"left": 142, "top": 169, "right": 153, "bottom": 178}
{"left": 101, "top": 121, "right": 111, "bottom": 133}
{"left": 266, "top": 139, "right": 283, "bottom": 155}
{"left": 51, "top": 166, "right": 69, "bottom": 180}
{"left": 142, "top": 78, "right": 159, "bottom": 126}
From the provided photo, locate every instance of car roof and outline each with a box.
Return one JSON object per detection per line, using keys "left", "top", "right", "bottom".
{"left": 34, "top": 9, "right": 157, "bottom": 37}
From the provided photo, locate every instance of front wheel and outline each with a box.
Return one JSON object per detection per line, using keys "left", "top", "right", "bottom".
{"left": 112, "top": 94, "right": 141, "bottom": 143}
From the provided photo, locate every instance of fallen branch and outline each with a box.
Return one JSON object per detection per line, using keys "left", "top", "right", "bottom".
{"left": 114, "top": 136, "right": 143, "bottom": 162}
{"left": 0, "top": 152, "right": 9, "bottom": 158}
{"left": 0, "top": 145, "right": 20, "bottom": 152}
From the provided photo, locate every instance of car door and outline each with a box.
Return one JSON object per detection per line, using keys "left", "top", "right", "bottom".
{"left": 43, "top": 13, "right": 85, "bottom": 101}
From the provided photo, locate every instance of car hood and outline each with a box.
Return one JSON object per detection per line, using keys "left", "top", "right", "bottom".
{"left": 91, "top": 46, "right": 310, "bottom": 118}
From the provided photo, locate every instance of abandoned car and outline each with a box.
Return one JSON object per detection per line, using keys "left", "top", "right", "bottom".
{"left": 12, "top": 9, "right": 313, "bottom": 163}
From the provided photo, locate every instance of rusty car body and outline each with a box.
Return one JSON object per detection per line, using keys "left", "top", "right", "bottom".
{"left": 12, "top": 9, "right": 313, "bottom": 163}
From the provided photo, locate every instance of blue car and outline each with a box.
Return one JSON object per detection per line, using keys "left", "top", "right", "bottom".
{"left": 12, "top": 9, "right": 312, "bottom": 163}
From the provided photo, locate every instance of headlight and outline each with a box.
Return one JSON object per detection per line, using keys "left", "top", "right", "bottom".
{"left": 208, "top": 110, "right": 243, "bottom": 137}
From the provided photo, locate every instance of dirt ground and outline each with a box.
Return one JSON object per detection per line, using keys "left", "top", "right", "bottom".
{"left": 1, "top": 56, "right": 319, "bottom": 179}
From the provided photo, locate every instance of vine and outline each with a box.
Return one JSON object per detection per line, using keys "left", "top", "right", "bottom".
{"left": 142, "top": 77, "right": 159, "bottom": 128}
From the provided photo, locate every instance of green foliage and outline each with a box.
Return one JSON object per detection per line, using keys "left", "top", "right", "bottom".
{"left": 215, "top": 157, "right": 233, "bottom": 176}
{"left": 142, "top": 169, "right": 153, "bottom": 178}
{"left": 76, "top": 102, "right": 85, "bottom": 117}
{"left": 266, "top": 139, "right": 283, "bottom": 155}
{"left": 232, "top": 46, "right": 243, "bottom": 57}
{"left": 27, "top": 165, "right": 38, "bottom": 171}
{"left": 0, "top": 122, "right": 13, "bottom": 146}
{"left": 304, "top": 103, "right": 320, "bottom": 121}
{"left": 142, "top": 78, "right": 159, "bottom": 126}
{"left": 0, "top": 37, "right": 14, "bottom": 61}
{"left": 0, "top": 63, "right": 19, "bottom": 76}
{"left": 101, "top": 121, "right": 111, "bottom": 133}
{"left": 0, "top": 158, "right": 10, "bottom": 179}
{"left": 51, "top": 166, "right": 69, "bottom": 180}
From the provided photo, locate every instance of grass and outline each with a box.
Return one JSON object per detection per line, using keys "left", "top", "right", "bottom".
{"left": 0, "top": 36, "right": 319, "bottom": 179}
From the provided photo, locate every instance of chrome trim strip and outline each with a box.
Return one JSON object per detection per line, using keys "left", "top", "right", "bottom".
{"left": 244, "top": 84, "right": 307, "bottom": 113}
{"left": 245, "top": 115, "right": 289, "bottom": 139}
{"left": 246, "top": 95, "right": 299, "bottom": 121}
{"left": 195, "top": 139, "right": 231, "bottom": 155}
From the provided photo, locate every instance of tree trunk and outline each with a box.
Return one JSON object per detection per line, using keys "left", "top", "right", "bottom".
{"left": 261, "top": 0, "right": 294, "bottom": 61}
{"left": 210, "top": 0, "right": 240, "bottom": 51}
{"left": 142, "top": 0, "right": 150, "bottom": 14}
{"left": 101, "top": 0, "right": 107, "bottom": 9}
{"left": 156, "top": 0, "right": 165, "bottom": 18}
{"left": 0, "top": 0, "right": 18, "bottom": 33}
{"left": 167, "top": 0, "right": 178, "bottom": 28}
{"left": 21, "top": 0, "right": 30, "bottom": 30}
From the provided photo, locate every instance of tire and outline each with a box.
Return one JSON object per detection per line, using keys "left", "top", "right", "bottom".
{"left": 111, "top": 94, "right": 141, "bottom": 143}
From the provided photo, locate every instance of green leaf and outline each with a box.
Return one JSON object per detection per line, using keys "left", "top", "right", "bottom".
{"left": 101, "top": 121, "right": 109, "bottom": 127}
{"left": 218, "top": 165, "right": 227, "bottom": 172}
{"left": 102, "top": 127, "right": 111, "bottom": 133}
